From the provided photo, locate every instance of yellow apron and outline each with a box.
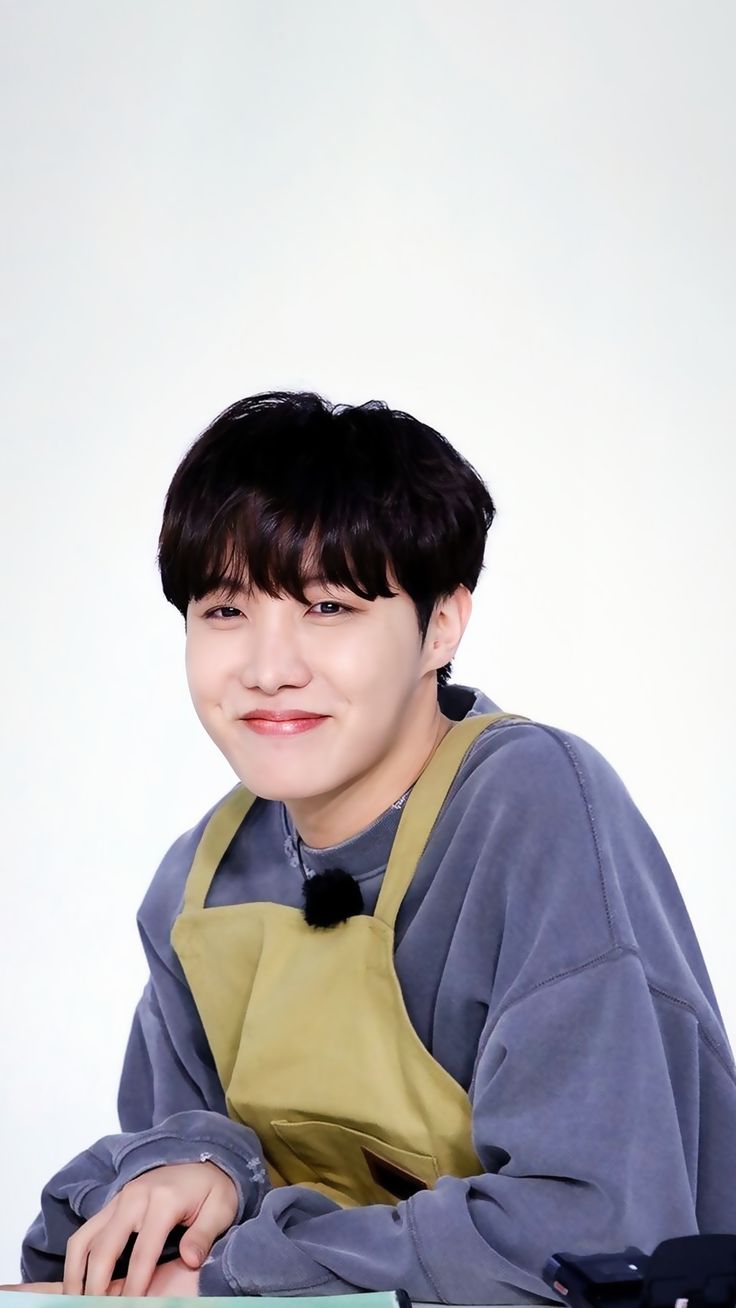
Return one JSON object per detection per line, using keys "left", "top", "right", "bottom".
{"left": 171, "top": 710, "right": 529, "bottom": 1209}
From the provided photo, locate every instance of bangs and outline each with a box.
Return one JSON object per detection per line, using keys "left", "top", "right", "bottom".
{"left": 166, "top": 492, "right": 404, "bottom": 613}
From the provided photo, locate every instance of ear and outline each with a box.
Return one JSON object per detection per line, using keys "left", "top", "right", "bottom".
{"left": 423, "top": 584, "right": 473, "bottom": 673}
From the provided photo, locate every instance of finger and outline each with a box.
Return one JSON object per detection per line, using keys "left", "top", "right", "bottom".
{"left": 120, "top": 1210, "right": 178, "bottom": 1298}
{"left": 0, "top": 1285, "right": 63, "bottom": 1294}
{"left": 82, "top": 1207, "right": 147, "bottom": 1298}
{"left": 179, "top": 1189, "right": 237, "bottom": 1267}
{"left": 63, "top": 1207, "right": 113, "bottom": 1295}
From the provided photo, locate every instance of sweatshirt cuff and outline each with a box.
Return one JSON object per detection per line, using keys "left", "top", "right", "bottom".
{"left": 197, "top": 1187, "right": 359, "bottom": 1296}
{"left": 198, "top": 1253, "right": 239, "bottom": 1296}
{"left": 73, "top": 1112, "right": 271, "bottom": 1225}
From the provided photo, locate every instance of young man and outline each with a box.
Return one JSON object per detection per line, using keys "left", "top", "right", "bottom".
{"left": 14, "top": 391, "right": 736, "bottom": 1302}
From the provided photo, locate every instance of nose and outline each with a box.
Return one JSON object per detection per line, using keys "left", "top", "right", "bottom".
{"left": 237, "top": 609, "right": 312, "bottom": 694}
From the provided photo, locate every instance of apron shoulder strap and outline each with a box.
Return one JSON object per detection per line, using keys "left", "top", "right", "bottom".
{"left": 183, "top": 785, "right": 260, "bottom": 911}
{"left": 374, "top": 711, "right": 532, "bottom": 929}
{"left": 182, "top": 711, "right": 531, "bottom": 917}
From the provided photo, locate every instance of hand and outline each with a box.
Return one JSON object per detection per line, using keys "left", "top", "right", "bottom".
{"left": 108, "top": 1256, "right": 200, "bottom": 1297}
{"left": 63, "top": 1160, "right": 238, "bottom": 1296}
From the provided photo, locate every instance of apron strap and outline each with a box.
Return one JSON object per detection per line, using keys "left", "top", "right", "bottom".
{"left": 374, "top": 711, "right": 531, "bottom": 929}
{"left": 182, "top": 711, "right": 530, "bottom": 916}
{"left": 182, "top": 785, "right": 259, "bottom": 910}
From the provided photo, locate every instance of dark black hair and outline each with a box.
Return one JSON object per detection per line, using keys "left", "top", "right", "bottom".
{"left": 158, "top": 390, "right": 496, "bottom": 689}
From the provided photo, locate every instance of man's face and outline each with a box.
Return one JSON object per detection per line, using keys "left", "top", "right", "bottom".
{"left": 184, "top": 567, "right": 461, "bottom": 839}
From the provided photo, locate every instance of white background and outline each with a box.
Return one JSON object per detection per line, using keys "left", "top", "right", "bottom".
{"left": 1, "top": 0, "right": 734, "bottom": 1281}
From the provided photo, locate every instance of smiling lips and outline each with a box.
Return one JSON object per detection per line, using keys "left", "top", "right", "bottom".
{"left": 242, "top": 714, "right": 328, "bottom": 737}
{"left": 242, "top": 710, "right": 326, "bottom": 721}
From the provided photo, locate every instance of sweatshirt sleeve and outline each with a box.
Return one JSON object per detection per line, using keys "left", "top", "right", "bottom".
{"left": 118, "top": 804, "right": 231, "bottom": 1130}
{"left": 21, "top": 1110, "right": 270, "bottom": 1283}
{"left": 21, "top": 796, "right": 273, "bottom": 1283}
{"left": 198, "top": 949, "right": 715, "bottom": 1302}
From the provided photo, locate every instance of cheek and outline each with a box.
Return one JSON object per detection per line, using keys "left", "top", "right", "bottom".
{"left": 337, "top": 627, "right": 416, "bottom": 689}
{"left": 184, "top": 639, "right": 220, "bottom": 708}
{"left": 184, "top": 641, "right": 199, "bottom": 696}
{"left": 335, "top": 625, "right": 406, "bottom": 674}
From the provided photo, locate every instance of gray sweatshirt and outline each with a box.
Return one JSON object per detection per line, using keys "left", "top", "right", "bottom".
{"left": 21, "top": 684, "right": 736, "bottom": 1303}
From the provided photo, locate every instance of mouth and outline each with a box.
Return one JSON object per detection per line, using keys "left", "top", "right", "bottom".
{"left": 241, "top": 716, "right": 328, "bottom": 737}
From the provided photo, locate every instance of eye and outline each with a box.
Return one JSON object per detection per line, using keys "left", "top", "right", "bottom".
{"left": 204, "top": 606, "right": 243, "bottom": 620}
{"left": 311, "top": 601, "right": 350, "bottom": 616}
{"left": 202, "top": 601, "right": 351, "bottom": 620}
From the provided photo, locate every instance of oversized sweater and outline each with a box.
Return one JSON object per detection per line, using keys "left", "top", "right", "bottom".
{"left": 21, "top": 683, "right": 736, "bottom": 1303}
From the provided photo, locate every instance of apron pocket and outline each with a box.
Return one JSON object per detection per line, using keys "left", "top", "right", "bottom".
{"left": 271, "top": 1118, "right": 440, "bottom": 1207}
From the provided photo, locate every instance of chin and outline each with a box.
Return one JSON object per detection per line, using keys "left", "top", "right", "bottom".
{"left": 246, "top": 775, "right": 331, "bottom": 800}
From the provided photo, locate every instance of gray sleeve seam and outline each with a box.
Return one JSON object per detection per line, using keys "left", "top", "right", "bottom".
{"left": 67, "top": 1178, "right": 97, "bottom": 1215}
{"left": 475, "top": 942, "right": 634, "bottom": 1059}
{"left": 533, "top": 723, "right": 618, "bottom": 946}
{"left": 112, "top": 1129, "right": 259, "bottom": 1169}
{"left": 648, "top": 983, "right": 736, "bottom": 1081}
{"left": 218, "top": 1260, "right": 244, "bottom": 1295}
{"left": 68, "top": 1141, "right": 257, "bottom": 1220}
{"left": 221, "top": 1235, "right": 336, "bottom": 1295}
{"left": 491, "top": 950, "right": 735, "bottom": 1077}
{"left": 470, "top": 946, "right": 736, "bottom": 1096}
{"left": 469, "top": 944, "right": 639, "bottom": 1095}
{"left": 406, "top": 1196, "right": 447, "bottom": 1303}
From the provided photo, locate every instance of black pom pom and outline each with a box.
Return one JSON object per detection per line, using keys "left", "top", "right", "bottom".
{"left": 302, "top": 866, "right": 364, "bottom": 929}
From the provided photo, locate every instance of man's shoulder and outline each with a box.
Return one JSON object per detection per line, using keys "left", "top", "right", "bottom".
{"left": 457, "top": 709, "right": 629, "bottom": 812}
{"left": 444, "top": 713, "right": 647, "bottom": 998}
{"left": 448, "top": 710, "right": 650, "bottom": 927}
{"left": 137, "top": 782, "right": 253, "bottom": 931}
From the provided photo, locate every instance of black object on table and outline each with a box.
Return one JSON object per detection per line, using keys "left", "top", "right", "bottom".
{"left": 543, "top": 1233, "right": 736, "bottom": 1308}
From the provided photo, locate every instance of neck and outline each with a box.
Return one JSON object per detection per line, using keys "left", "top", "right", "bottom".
{"left": 285, "top": 707, "right": 455, "bottom": 849}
